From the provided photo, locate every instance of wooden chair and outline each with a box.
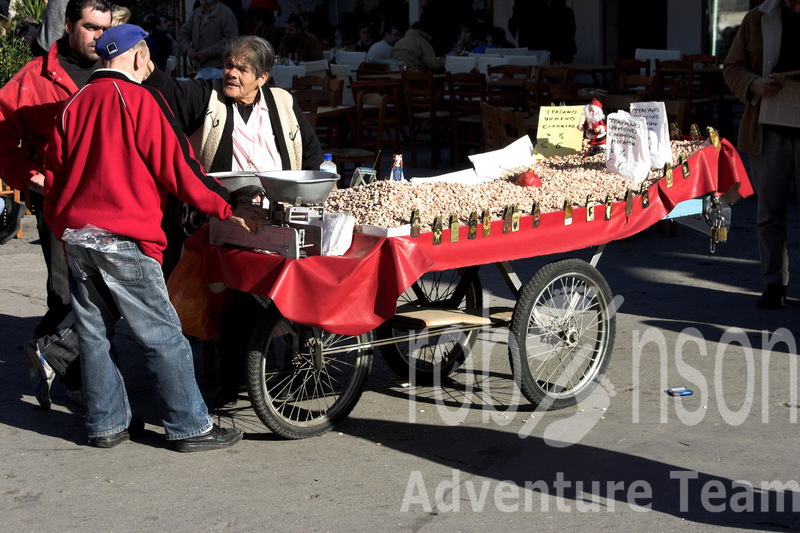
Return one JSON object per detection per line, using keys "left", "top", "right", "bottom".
{"left": 356, "top": 61, "right": 391, "bottom": 79}
{"left": 292, "top": 88, "right": 339, "bottom": 147}
{"left": 488, "top": 64, "right": 533, "bottom": 111}
{"left": 494, "top": 106, "right": 529, "bottom": 147}
{"left": 445, "top": 70, "right": 487, "bottom": 162}
{"left": 400, "top": 70, "right": 452, "bottom": 168}
{"left": 534, "top": 65, "right": 577, "bottom": 107}
{"left": 612, "top": 58, "right": 650, "bottom": 89}
{"left": 326, "top": 92, "right": 387, "bottom": 180}
{"left": 480, "top": 101, "right": 502, "bottom": 151}
{"left": 292, "top": 76, "right": 344, "bottom": 106}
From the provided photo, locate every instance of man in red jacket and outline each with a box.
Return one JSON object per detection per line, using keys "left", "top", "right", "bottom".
{"left": 44, "top": 24, "right": 248, "bottom": 451}
{"left": 0, "top": 0, "right": 112, "bottom": 409}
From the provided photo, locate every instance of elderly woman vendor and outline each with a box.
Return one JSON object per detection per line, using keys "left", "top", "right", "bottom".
{"left": 147, "top": 35, "right": 322, "bottom": 177}
{"left": 145, "top": 35, "right": 323, "bottom": 407}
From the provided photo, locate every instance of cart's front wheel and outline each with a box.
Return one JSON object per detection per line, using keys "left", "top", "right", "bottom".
{"left": 247, "top": 304, "right": 373, "bottom": 439}
{"left": 509, "top": 258, "right": 615, "bottom": 410}
{"left": 379, "top": 267, "right": 482, "bottom": 384}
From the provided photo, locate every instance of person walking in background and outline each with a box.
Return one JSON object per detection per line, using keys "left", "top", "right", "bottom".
{"left": 366, "top": 24, "right": 402, "bottom": 61}
{"left": 178, "top": 0, "right": 238, "bottom": 71}
{"left": 0, "top": 0, "right": 113, "bottom": 409}
{"left": 44, "top": 24, "right": 247, "bottom": 451}
{"left": 723, "top": 0, "right": 800, "bottom": 309}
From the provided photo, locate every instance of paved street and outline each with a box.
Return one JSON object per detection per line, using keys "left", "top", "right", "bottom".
{"left": 2, "top": 185, "right": 800, "bottom": 531}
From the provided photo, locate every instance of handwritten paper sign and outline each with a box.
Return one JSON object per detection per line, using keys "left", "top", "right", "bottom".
{"left": 606, "top": 110, "right": 651, "bottom": 183}
{"left": 630, "top": 101, "right": 672, "bottom": 169}
{"left": 534, "top": 105, "right": 584, "bottom": 158}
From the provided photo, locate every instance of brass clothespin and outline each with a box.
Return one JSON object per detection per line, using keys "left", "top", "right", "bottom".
{"left": 481, "top": 209, "right": 491, "bottom": 237}
{"left": 449, "top": 213, "right": 459, "bottom": 242}
{"left": 468, "top": 211, "right": 478, "bottom": 240}
{"left": 625, "top": 189, "right": 635, "bottom": 216}
{"left": 707, "top": 126, "right": 720, "bottom": 149}
{"left": 690, "top": 123, "right": 701, "bottom": 141}
{"left": 669, "top": 122, "right": 681, "bottom": 140}
{"left": 680, "top": 155, "right": 691, "bottom": 179}
{"left": 586, "top": 194, "right": 595, "bottom": 222}
{"left": 604, "top": 194, "right": 613, "bottom": 221}
{"left": 664, "top": 162, "right": 673, "bottom": 188}
{"left": 564, "top": 197, "right": 573, "bottom": 226}
{"left": 640, "top": 183, "right": 650, "bottom": 208}
{"left": 532, "top": 201, "right": 541, "bottom": 228}
{"left": 410, "top": 208, "right": 421, "bottom": 238}
{"left": 432, "top": 216, "right": 443, "bottom": 245}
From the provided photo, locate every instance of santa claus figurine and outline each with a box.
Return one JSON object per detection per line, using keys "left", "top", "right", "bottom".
{"left": 578, "top": 99, "right": 607, "bottom": 156}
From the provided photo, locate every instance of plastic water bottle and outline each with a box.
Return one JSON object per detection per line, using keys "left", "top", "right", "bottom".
{"left": 320, "top": 153, "right": 337, "bottom": 175}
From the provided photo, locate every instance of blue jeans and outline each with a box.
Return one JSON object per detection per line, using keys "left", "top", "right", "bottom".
{"left": 65, "top": 241, "right": 212, "bottom": 440}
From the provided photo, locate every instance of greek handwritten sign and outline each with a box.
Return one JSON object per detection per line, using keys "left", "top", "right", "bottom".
{"left": 630, "top": 101, "right": 671, "bottom": 169}
{"left": 534, "top": 105, "right": 584, "bottom": 158}
{"left": 606, "top": 110, "right": 651, "bottom": 183}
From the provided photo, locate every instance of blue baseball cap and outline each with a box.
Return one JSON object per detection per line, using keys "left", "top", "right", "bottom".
{"left": 95, "top": 24, "right": 149, "bottom": 60}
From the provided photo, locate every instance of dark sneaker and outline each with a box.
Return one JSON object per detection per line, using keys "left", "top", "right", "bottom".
{"left": 0, "top": 197, "right": 24, "bottom": 245}
{"left": 174, "top": 424, "right": 243, "bottom": 452}
{"left": 24, "top": 341, "right": 55, "bottom": 409}
{"left": 757, "top": 283, "right": 787, "bottom": 309}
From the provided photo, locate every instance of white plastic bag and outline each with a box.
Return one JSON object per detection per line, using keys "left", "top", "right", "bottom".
{"left": 630, "top": 101, "right": 672, "bottom": 169}
{"left": 605, "top": 110, "right": 651, "bottom": 183}
{"left": 312, "top": 211, "right": 355, "bottom": 256}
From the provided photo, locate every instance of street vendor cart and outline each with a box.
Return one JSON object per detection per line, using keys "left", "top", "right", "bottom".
{"left": 182, "top": 136, "right": 752, "bottom": 439}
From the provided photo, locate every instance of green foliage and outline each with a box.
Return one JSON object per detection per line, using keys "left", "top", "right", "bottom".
{"left": 10, "top": 0, "right": 46, "bottom": 24}
{"left": 0, "top": 21, "right": 33, "bottom": 87}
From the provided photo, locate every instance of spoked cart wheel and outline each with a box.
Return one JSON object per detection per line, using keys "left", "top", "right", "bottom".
{"left": 509, "top": 258, "right": 615, "bottom": 409}
{"left": 246, "top": 303, "right": 373, "bottom": 439}
{"left": 379, "top": 267, "right": 483, "bottom": 384}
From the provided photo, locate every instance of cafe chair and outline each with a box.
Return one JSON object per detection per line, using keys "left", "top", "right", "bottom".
{"left": 487, "top": 64, "right": 531, "bottom": 111}
{"left": 534, "top": 65, "right": 577, "bottom": 106}
{"left": 334, "top": 50, "right": 367, "bottom": 74}
{"left": 292, "top": 88, "right": 339, "bottom": 147}
{"left": 446, "top": 70, "right": 487, "bottom": 162}
{"left": 299, "top": 59, "right": 330, "bottom": 79}
{"left": 330, "top": 63, "right": 355, "bottom": 106}
{"left": 477, "top": 55, "right": 510, "bottom": 76}
{"left": 635, "top": 48, "right": 681, "bottom": 78}
{"left": 270, "top": 64, "right": 306, "bottom": 89}
{"left": 612, "top": 58, "right": 650, "bottom": 88}
{"left": 401, "top": 70, "right": 452, "bottom": 168}
{"left": 506, "top": 55, "right": 538, "bottom": 71}
{"left": 326, "top": 92, "right": 387, "bottom": 181}
{"left": 356, "top": 61, "right": 391, "bottom": 79}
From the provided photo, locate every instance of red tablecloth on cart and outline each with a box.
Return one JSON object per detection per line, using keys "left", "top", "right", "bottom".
{"left": 185, "top": 139, "right": 752, "bottom": 336}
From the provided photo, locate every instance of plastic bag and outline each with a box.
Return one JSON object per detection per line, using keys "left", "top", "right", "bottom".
{"left": 166, "top": 249, "right": 219, "bottom": 340}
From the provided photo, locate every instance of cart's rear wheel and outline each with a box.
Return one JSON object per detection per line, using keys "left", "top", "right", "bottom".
{"left": 509, "top": 258, "right": 615, "bottom": 409}
{"left": 246, "top": 304, "right": 373, "bottom": 439}
{"left": 379, "top": 267, "right": 482, "bottom": 384}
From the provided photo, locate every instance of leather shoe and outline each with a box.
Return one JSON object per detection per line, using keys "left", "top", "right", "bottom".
{"left": 89, "top": 430, "right": 129, "bottom": 449}
{"left": 87, "top": 417, "right": 145, "bottom": 449}
{"left": 174, "top": 424, "right": 243, "bottom": 453}
{"left": 757, "top": 283, "right": 787, "bottom": 309}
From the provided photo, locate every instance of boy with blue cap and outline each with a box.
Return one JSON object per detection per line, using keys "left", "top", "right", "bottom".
{"left": 43, "top": 24, "right": 248, "bottom": 452}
